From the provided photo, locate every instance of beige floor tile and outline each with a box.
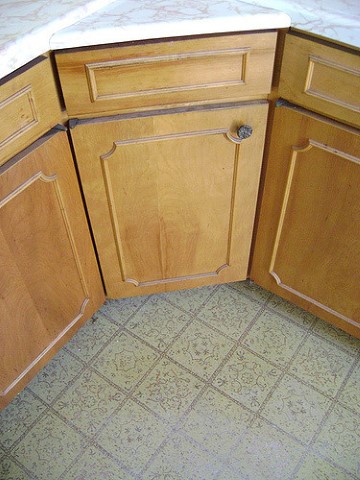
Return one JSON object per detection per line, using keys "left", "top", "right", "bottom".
{"left": 62, "top": 446, "right": 132, "bottom": 480}
{"left": 180, "top": 386, "right": 253, "bottom": 458}
{"left": 167, "top": 319, "right": 234, "bottom": 379}
{"left": 228, "top": 418, "right": 304, "bottom": 480}
{"left": 314, "top": 404, "right": 360, "bottom": 477}
{"left": 53, "top": 369, "right": 125, "bottom": 436}
{"left": 338, "top": 361, "right": 360, "bottom": 415}
{"left": 143, "top": 433, "right": 222, "bottom": 480}
{"left": 243, "top": 309, "right": 307, "bottom": 368}
{"left": 289, "top": 334, "right": 355, "bottom": 396}
{"left": 197, "top": 284, "right": 262, "bottom": 339}
{"left": 92, "top": 331, "right": 159, "bottom": 391}
{"left": 262, "top": 375, "right": 332, "bottom": 444}
{"left": 294, "top": 453, "right": 354, "bottom": 480}
{"left": 213, "top": 347, "right": 281, "bottom": 412}
{"left": 96, "top": 399, "right": 170, "bottom": 474}
{"left": 134, "top": 358, "right": 204, "bottom": 424}
{"left": 126, "top": 296, "right": 190, "bottom": 351}
{"left": 12, "top": 411, "right": 85, "bottom": 480}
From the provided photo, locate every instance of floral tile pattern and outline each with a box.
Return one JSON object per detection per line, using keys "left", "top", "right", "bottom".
{"left": 312, "top": 320, "right": 360, "bottom": 354}
{"left": 2, "top": 280, "right": 359, "bottom": 480}
{"left": 180, "top": 386, "right": 253, "bottom": 458}
{"left": 126, "top": 296, "right": 190, "bottom": 351}
{"left": 65, "top": 313, "right": 119, "bottom": 362}
{"left": 28, "top": 349, "right": 83, "bottom": 404}
{"left": 261, "top": 375, "right": 332, "bottom": 444}
{"left": 62, "top": 446, "right": 133, "bottom": 480}
{"left": 267, "top": 295, "right": 316, "bottom": 327}
{"left": 294, "top": 453, "right": 354, "bottom": 480}
{"left": 53, "top": 370, "right": 125, "bottom": 435}
{"left": 96, "top": 399, "right": 170, "bottom": 473}
{"left": 213, "top": 347, "right": 281, "bottom": 412}
{"left": 289, "top": 334, "right": 354, "bottom": 397}
{"left": 99, "top": 295, "right": 148, "bottom": 324}
{"left": 12, "top": 411, "right": 85, "bottom": 480}
{"left": 0, "top": 457, "right": 30, "bottom": 480}
{"left": 168, "top": 320, "right": 234, "bottom": 379}
{"left": 243, "top": 310, "right": 307, "bottom": 368}
{"left": 159, "top": 284, "right": 217, "bottom": 314}
{"left": 229, "top": 280, "right": 272, "bottom": 303}
{"left": 0, "top": 389, "right": 47, "bottom": 450}
{"left": 143, "top": 433, "right": 222, "bottom": 480}
{"left": 338, "top": 361, "right": 360, "bottom": 415}
{"left": 314, "top": 404, "right": 360, "bottom": 477}
{"left": 197, "top": 285, "right": 262, "bottom": 339}
{"left": 92, "top": 331, "right": 159, "bottom": 391}
{"left": 227, "top": 418, "right": 305, "bottom": 480}
{"left": 134, "top": 358, "right": 204, "bottom": 424}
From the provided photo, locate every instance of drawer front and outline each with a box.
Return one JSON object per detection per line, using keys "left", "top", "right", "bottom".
{"left": 0, "top": 57, "right": 62, "bottom": 165}
{"left": 56, "top": 32, "right": 277, "bottom": 117}
{"left": 279, "top": 34, "right": 360, "bottom": 127}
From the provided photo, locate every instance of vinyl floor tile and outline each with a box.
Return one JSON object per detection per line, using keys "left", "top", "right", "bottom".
{"left": 197, "top": 284, "right": 262, "bottom": 340}
{"left": 1, "top": 280, "right": 359, "bottom": 480}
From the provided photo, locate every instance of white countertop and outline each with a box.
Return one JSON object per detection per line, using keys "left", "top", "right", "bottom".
{"left": 0, "top": 0, "right": 359, "bottom": 81}
{"left": 0, "top": 0, "right": 117, "bottom": 79}
{"left": 49, "top": 0, "right": 290, "bottom": 49}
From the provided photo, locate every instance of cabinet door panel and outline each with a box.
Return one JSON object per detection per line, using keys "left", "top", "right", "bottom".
{"left": 251, "top": 105, "right": 360, "bottom": 337}
{"left": 72, "top": 103, "right": 268, "bottom": 297}
{"left": 0, "top": 130, "right": 104, "bottom": 408}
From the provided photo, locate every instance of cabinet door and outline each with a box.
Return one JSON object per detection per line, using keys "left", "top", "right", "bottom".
{"left": 251, "top": 105, "right": 360, "bottom": 338}
{"left": 0, "top": 130, "right": 104, "bottom": 409}
{"left": 71, "top": 103, "right": 268, "bottom": 297}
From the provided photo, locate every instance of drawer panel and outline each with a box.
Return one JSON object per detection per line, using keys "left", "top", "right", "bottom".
{"left": 56, "top": 32, "right": 277, "bottom": 117}
{"left": 279, "top": 34, "right": 360, "bottom": 127}
{"left": 0, "top": 57, "right": 62, "bottom": 165}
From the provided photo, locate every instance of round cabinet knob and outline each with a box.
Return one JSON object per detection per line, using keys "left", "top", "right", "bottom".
{"left": 226, "top": 124, "right": 253, "bottom": 144}
{"left": 237, "top": 125, "right": 253, "bottom": 141}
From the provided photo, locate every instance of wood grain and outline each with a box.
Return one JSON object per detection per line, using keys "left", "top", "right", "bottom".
{"left": 0, "top": 130, "right": 104, "bottom": 409}
{"left": 71, "top": 102, "right": 268, "bottom": 297}
{"left": 0, "top": 56, "right": 62, "bottom": 165}
{"left": 251, "top": 104, "right": 360, "bottom": 338}
{"left": 56, "top": 33, "right": 276, "bottom": 117}
{"left": 279, "top": 34, "right": 360, "bottom": 128}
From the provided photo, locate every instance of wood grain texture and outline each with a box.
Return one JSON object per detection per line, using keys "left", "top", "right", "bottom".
{"left": 0, "top": 130, "right": 104, "bottom": 409}
{"left": 56, "top": 32, "right": 276, "bottom": 117}
{"left": 251, "top": 105, "right": 360, "bottom": 338}
{"left": 71, "top": 103, "right": 268, "bottom": 297}
{"left": 0, "top": 57, "right": 62, "bottom": 165}
{"left": 279, "top": 34, "right": 360, "bottom": 128}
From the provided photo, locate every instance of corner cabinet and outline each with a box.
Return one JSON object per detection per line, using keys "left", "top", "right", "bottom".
{"left": 71, "top": 103, "right": 268, "bottom": 297}
{"left": 56, "top": 32, "right": 276, "bottom": 298}
{"left": 0, "top": 129, "right": 104, "bottom": 409}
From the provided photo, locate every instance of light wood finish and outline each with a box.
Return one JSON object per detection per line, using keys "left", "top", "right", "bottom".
{"left": 279, "top": 34, "right": 360, "bottom": 128}
{"left": 71, "top": 103, "right": 268, "bottom": 297}
{"left": 251, "top": 104, "right": 360, "bottom": 338}
{"left": 56, "top": 33, "right": 276, "bottom": 117}
{"left": 0, "top": 129, "right": 104, "bottom": 409}
{"left": 0, "top": 57, "right": 62, "bottom": 166}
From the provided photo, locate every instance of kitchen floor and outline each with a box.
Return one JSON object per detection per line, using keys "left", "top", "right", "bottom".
{"left": 1, "top": 281, "right": 360, "bottom": 480}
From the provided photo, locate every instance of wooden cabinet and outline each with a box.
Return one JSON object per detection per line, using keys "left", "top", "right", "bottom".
{"left": 251, "top": 104, "right": 360, "bottom": 337}
{"left": 71, "top": 102, "right": 268, "bottom": 297}
{"left": 0, "top": 129, "right": 104, "bottom": 409}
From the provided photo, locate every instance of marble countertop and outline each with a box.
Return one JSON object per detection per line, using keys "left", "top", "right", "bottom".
{"left": 49, "top": 0, "right": 291, "bottom": 49}
{"left": 0, "top": 0, "right": 359, "bottom": 81}
{"left": 0, "top": 0, "right": 118, "bottom": 79}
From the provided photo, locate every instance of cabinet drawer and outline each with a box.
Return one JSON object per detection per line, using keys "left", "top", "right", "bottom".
{"left": 0, "top": 57, "right": 62, "bottom": 165}
{"left": 56, "top": 32, "right": 277, "bottom": 117}
{"left": 279, "top": 34, "right": 360, "bottom": 127}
